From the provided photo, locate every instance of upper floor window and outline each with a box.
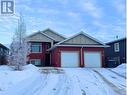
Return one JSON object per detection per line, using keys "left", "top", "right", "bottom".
{"left": 114, "top": 43, "right": 119, "bottom": 52}
{"left": 31, "top": 43, "right": 42, "bottom": 53}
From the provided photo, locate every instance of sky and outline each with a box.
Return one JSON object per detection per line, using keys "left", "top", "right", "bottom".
{"left": 0, "top": 0, "right": 126, "bottom": 46}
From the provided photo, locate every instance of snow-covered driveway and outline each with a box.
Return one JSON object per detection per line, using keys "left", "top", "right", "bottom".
{"left": 35, "top": 67, "right": 126, "bottom": 95}
{"left": 0, "top": 64, "right": 126, "bottom": 95}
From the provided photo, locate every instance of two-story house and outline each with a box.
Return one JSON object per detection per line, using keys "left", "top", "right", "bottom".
{"left": 105, "top": 38, "right": 126, "bottom": 67}
{"left": 0, "top": 43, "right": 9, "bottom": 65}
{"left": 26, "top": 29, "right": 66, "bottom": 67}
{"left": 26, "top": 28, "right": 108, "bottom": 67}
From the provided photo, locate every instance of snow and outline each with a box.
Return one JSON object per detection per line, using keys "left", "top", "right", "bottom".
{"left": 0, "top": 64, "right": 42, "bottom": 95}
{"left": 0, "top": 64, "right": 126, "bottom": 95}
{"left": 93, "top": 68, "right": 126, "bottom": 93}
{"left": 62, "top": 68, "right": 117, "bottom": 95}
{"left": 116, "top": 64, "right": 126, "bottom": 69}
{"left": 112, "top": 63, "right": 126, "bottom": 77}
{"left": 0, "top": 65, "right": 13, "bottom": 71}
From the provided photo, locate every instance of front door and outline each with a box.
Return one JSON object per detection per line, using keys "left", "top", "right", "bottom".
{"left": 45, "top": 53, "right": 50, "bottom": 66}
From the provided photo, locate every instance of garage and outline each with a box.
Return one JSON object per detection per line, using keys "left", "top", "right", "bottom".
{"left": 84, "top": 52, "right": 101, "bottom": 67}
{"left": 61, "top": 51, "right": 79, "bottom": 67}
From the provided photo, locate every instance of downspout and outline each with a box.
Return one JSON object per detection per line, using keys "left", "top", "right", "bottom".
{"left": 50, "top": 52, "right": 51, "bottom": 66}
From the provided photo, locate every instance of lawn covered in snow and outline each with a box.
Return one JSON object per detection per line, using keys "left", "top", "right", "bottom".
{"left": 0, "top": 64, "right": 42, "bottom": 95}
{"left": 0, "top": 64, "right": 126, "bottom": 95}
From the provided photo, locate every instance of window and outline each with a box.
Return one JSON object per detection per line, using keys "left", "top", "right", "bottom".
{"left": 114, "top": 43, "right": 119, "bottom": 52}
{"left": 31, "top": 43, "right": 42, "bottom": 53}
{"left": 30, "top": 59, "right": 41, "bottom": 66}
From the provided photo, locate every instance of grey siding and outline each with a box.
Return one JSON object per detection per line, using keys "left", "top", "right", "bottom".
{"left": 43, "top": 30, "right": 65, "bottom": 42}
{"left": 26, "top": 32, "right": 53, "bottom": 43}
{"left": 61, "top": 34, "right": 100, "bottom": 45}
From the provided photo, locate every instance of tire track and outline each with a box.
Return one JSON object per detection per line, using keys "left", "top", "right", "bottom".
{"left": 93, "top": 69, "right": 126, "bottom": 95}
{"left": 25, "top": 74, "right": 47, "bottom": 95}
{"left": 86, "top": 69, "right": 109, "bottom": 95}
{"left": 75, "top": 76, "right": 86, "bottom": 95}
{"left": 107, "top": 68, "right": 126, "bottom": 79}
{"left": 49, "top": 74, "right": 69, "bottom": 95}
{"left": 58, "top": 75, "right": 72, "bottom": 95}
{"left": 33, "top": 74, "right": 49, "bottom": 95}
{"left": 94, "top": 68, "right": 126, "bottom": 88}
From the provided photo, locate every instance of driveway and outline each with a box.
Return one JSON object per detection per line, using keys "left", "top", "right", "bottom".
{"left": 34, "top": 68, "right": 126, "bottom": 95}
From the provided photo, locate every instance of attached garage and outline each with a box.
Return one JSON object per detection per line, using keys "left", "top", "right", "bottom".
{"left": 50, "top": 32, "right": 108, "bottom": 67}
{"left": 84, "top": 52, "right": 101, "bottom": 67}
{"left": 61, "top": 51, "right": 79, "bottom": 67}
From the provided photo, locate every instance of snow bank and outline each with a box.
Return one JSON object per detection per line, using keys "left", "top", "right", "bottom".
{"left": 116, "top": 63, "right": 126, "bottom": 69}
{"left": 0, "top": 64, "right": 42, "bottom": 95}
{"left": 112, "top": 63, "right": 126, "bottom": 77}
{"left": 0, "top": 65, "right": 13, "bottom": 71}
{"left": 23, "top": 64, "right": 39, "bottom": 71}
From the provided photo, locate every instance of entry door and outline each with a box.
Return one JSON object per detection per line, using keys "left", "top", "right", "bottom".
{"left": 61, "top": 51, "right": 79, "bottom": 67}
{"left": 45, "top": 53, "right": 50, "bottom": 66}
{"left": 84, "top": 52, "right": 101, "bottom": 67}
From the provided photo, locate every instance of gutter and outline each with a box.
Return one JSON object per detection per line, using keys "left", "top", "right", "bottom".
{"left": 55, "top": 44, "right": 109, "bottom": 48}
{"left": 47, "top": 44, "right": 110, "bottom": 51}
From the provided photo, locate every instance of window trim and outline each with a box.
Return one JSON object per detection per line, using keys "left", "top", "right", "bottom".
{"left": 31, "top": 43, "right": 42, "bottom": 53}
{"left": 114, "top": 43, "right": 119, "bottom": 52}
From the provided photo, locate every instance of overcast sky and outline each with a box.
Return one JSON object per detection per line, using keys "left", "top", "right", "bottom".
{"left": 0, "top": 0, "right": 125, "bottom": 45}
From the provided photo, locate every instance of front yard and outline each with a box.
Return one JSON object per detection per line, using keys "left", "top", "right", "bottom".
{"left": 0, "top": 64, "right": 126, "bottom": 95}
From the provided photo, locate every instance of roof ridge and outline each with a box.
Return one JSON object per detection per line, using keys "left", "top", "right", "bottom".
{"left": 26, "top": 31, "right": 55, "bottom": 41}
{"left": 55, "top": 31, "right": 105, "bottom": 45}
{"left": 40, "top": 32, "right": 56, "bottom": 40}
{"left": 41, "top": 28, "right": 66, "bottom": 39}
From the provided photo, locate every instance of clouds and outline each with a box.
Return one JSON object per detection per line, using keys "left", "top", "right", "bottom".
{"left": 80, "top": 0, "right": 103, "bottom": 19}
{"left": 0, "top": 0, "right": 125, "bottom": 44}
{"left": 113, "top": 0, "right": 125, "bottom": 15}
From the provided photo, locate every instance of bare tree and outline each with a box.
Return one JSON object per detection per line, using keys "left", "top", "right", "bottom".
{"left": 9, "top": 13, "right": 30, "bottom": 70}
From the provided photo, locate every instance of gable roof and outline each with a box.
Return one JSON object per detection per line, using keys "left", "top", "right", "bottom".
{"left": 26, "top": 31, "right": 55, "bottom": 41}
{"left": 56, "top": 31, "right": 105, "bottom": 45}
{"left": 0, "top": 43, "right": 9, "bottom": 50}
{"left": 41, "top": 28, "right": 66, "bottom": 41}
{"left": 48, "top": 32, "right": 109, "bottom": 51}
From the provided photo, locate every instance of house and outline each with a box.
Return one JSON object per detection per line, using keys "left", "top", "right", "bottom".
{"left": 105, "top": 38, "right": 126, "bottom": 67}
{"left": 26, "top": 28, "right": 108, "bottom": 67}
{"left": 0, "top": 43, "right": 9, "bottom": 65}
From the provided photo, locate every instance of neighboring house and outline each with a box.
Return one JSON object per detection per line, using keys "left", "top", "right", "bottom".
{"left": 105, "top": 38, "right": 126, "bottom": 67}
{"left": 0, "top": 43, "right": 9, "bottom": 65}
{"left": 26, "top": 28, "right": 108, "bottom": 67}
